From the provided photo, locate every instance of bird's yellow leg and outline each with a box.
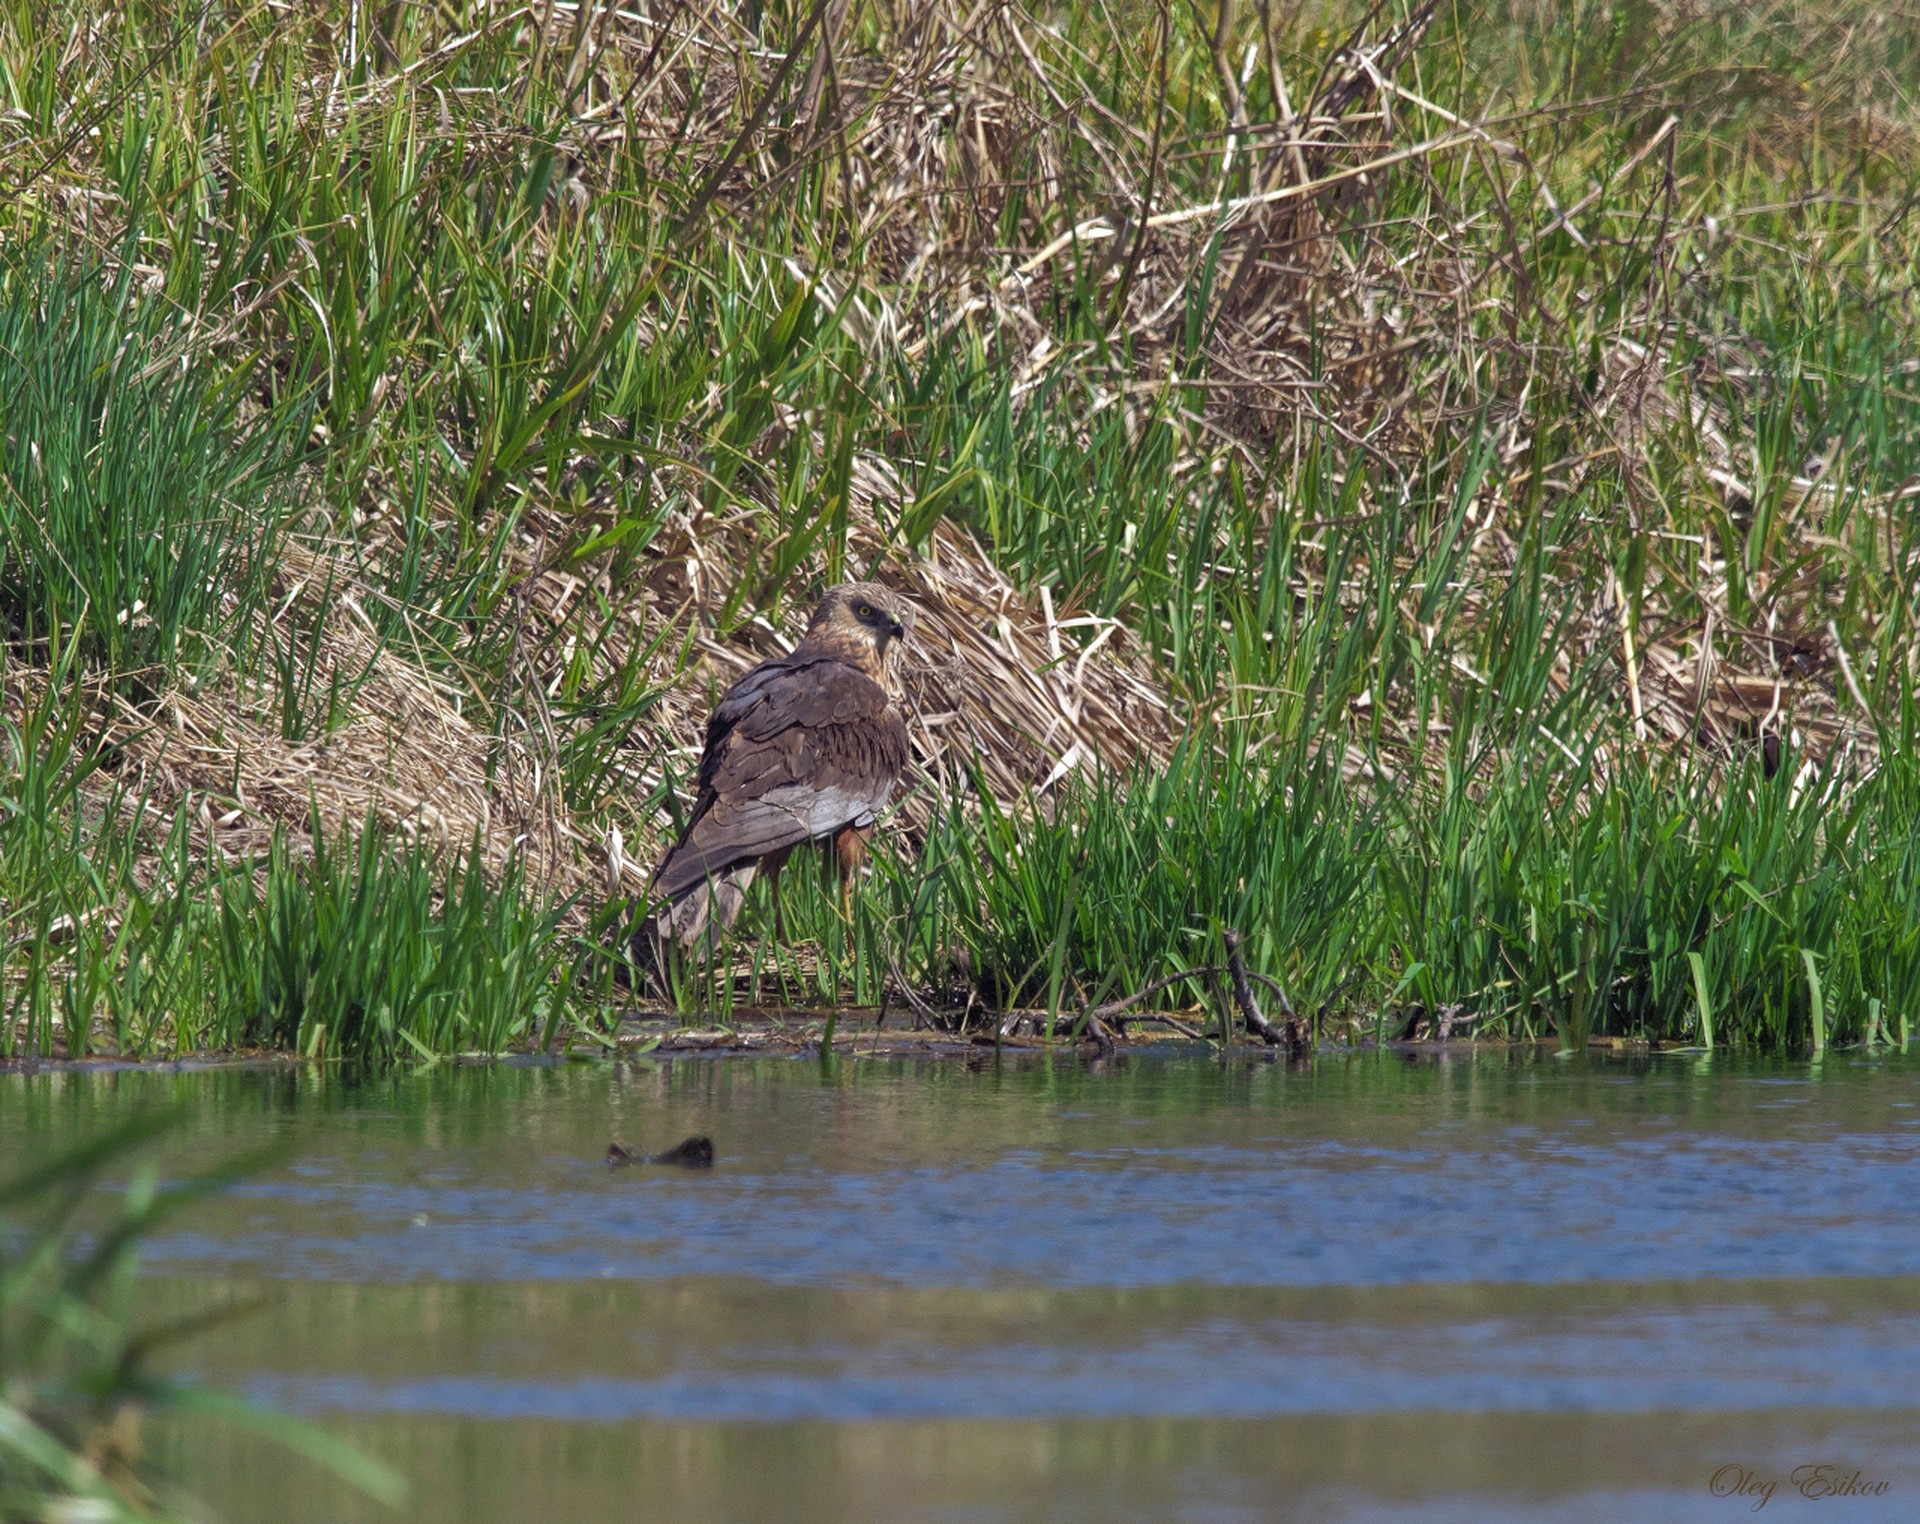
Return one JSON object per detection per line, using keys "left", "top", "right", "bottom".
{"left": 831, "top": 828, "right": 871, "bottom": 975}
{"left": 765, "top": 855, "right": 787, "bottom": 944}
{"left": 832, "top": 827, "right": 871, "bottom": 918}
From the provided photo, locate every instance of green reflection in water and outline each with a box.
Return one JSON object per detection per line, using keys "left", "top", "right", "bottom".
{"left": 150, "top": 1408, "right": 1920, "bottom": 1524}
{"left": 8, "top": 1049, "right": 1920, "bottom": 1523}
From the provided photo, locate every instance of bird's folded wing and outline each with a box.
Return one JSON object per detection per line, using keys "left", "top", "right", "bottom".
{"left": 707, "top": 654, "right": 892, "bottom": 740}
{"left": 653, "top": 783, "right": 889, "bottom": 900}
{"left": 654, "top": 661, "right": 907, "bottom": 900}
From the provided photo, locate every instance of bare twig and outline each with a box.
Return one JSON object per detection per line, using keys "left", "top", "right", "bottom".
{"left": 1081, "top": 966, "right": 1219, "bottom": 1024}
{"left": 1221, "top": 929, "right": 1285, "bottom": 1046}
{"left": 884, "top": 947, "right": 946, "bottom": 1030}
{"left": 1121, "top": 1011, "right": 1208, "bottom": 1039}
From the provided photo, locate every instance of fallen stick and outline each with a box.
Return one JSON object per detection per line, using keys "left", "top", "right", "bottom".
{"left": 885, "top": 949, "right": 946, "bottom": 1031}
{"left": 1114, "top": 1011, "right": 1208, "bottom": 1040}
{"left": 1081, "top": 967, "right": 1220, "bottom": 1025}
{"left": 991, "top": 968, "right": 1228, "bottom": 1047}
{"left": 1222, "top": 929, "right": 1289, "bottom": 1049}
{"left": 1244, "top": 968, "right": 1297, "bottom": 1017}
{"left": 1079, "top": 1011, "right": 1119, "bottom": 1057}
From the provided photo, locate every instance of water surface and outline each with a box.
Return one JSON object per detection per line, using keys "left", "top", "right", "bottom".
{"left": 5, "top": 1047, "right": 1917, "bottom": 1521}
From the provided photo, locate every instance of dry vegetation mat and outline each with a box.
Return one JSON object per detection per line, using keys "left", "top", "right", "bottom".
{"left": 3, "top": 0, "right": 1919, "bottom": 1060}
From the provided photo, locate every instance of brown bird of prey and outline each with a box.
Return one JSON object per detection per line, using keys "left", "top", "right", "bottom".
{"left": 647, "top": 581, "right": 914, "bottom": 955}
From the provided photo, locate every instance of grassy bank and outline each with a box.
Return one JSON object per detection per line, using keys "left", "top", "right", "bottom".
{"left": 2, "top": 0, "right": 1918, "bottom": 1057}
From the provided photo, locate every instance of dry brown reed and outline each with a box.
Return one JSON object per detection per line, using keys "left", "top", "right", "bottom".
{"left": 7, "top": 0, "right": 1915, "bottom": 907}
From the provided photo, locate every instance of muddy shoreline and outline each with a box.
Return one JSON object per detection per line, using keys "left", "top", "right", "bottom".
{"left": 0, "top": 1013, "right": 1683, "bottom": 1070}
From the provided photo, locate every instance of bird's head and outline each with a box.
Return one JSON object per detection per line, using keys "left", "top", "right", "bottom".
{"left": 800, "top": 581, "right": 915, "bottom": 679}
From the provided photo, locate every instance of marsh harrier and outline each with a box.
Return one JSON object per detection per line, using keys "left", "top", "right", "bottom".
{"left": 648, "top": 581, "right": 914, "bottom": 953}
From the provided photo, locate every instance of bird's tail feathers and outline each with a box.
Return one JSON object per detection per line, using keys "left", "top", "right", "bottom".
{"left": 647, "top": 862, "right": 759, "bottom": 962}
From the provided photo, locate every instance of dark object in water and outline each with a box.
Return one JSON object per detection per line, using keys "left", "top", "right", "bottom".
{"left": 651, "top": 1136, "right": 715, "bottom": 1168}
{"left": 606, "top": 1137, "right": 715, "bottom": 1169}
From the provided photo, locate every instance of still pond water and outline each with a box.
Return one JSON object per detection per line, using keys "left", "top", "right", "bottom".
{"left": 6, "top": 1047, "right": 1920, "bottom": 1522}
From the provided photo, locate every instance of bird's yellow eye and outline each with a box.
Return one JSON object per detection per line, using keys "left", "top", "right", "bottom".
{"left": 856, "top": 603, "right": 874, "bottom": 619}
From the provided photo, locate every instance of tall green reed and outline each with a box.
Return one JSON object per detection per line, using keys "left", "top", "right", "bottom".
{"left": 200, "top": 820, "right": 576, "bottom": 1063}
{"left": 0, "top": 242, "right": 301, "bottom": 685}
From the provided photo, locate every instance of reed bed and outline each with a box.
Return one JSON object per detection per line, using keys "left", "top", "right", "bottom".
{"left": 2, "top": 0, "right": 1918, "bottom": 1056}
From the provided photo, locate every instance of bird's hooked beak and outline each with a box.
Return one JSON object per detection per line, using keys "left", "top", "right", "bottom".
{"left": 887, "top": 616, "right": 907, "bottom": 641}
